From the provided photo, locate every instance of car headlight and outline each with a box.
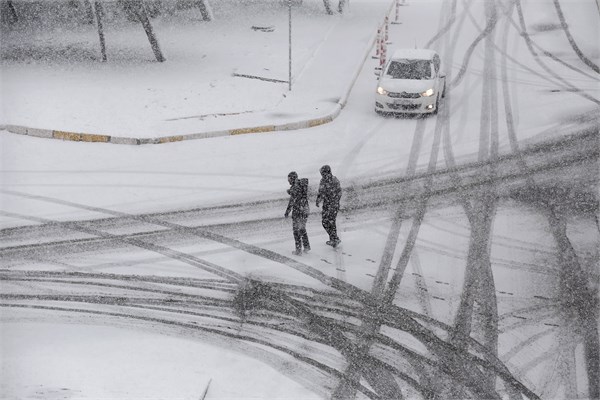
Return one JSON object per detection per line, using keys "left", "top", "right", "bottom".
{"left": 421, "top": 88, "right": 434, "bottom": 97}
{"left": 377, "top": 86, "right": 388, "bottom": 95}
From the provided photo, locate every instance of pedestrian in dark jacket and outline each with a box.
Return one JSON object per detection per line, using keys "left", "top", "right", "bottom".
{"left": 284, "top": 171, "right": 311, "bottom": 255}
{"left": 316, "top": 165, "right": 342, "bottom": 247}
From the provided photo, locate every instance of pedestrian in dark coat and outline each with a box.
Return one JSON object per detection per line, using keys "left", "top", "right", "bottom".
{"left": 316, "top": 165, "right": 342, "bottom": 247}
{"left": 284, "top": 171, "right": 311, "bottom": 255}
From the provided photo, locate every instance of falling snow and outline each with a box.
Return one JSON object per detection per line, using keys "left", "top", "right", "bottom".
{"left": 1, "top": 0, "right": 599, "bottom": 399}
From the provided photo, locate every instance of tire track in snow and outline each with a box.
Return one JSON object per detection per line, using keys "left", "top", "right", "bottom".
{"left": 2, "top": 201, "right": 513, "bottom": 372}
{"left": 426, "top": 2, "right": 501, "bottom": 384}
{"left": 551, "top": 0, "right": 600, "bottom": 74}
{"left": 0, "top": 269, "right": 370, "bottom": 320}
{"left": 495, "top": 0, "right": 598, "bottom": 82}
{"left": 334, "top": 1, "right": 506, "bottom": 396}
{"left": 1, "top": 260, "right": 539, "bottom": 399}
{"left": 1, "top": 133, "right": 596, "bottom": 398}
{"left": 449, "top": 10, "right": 501, "bottom": 396}
{"left": 0, "top": 210, "right": 245, "bottom": 283}
{"left": 448, "top": 0, "right": 499, "bottom": 90}
{"left": 1, "top": 286, "right": 446, "bottom": 399}
{"left": 0, "top": 195, "right": 368, "bottom": 295}
{"left": 2, "top": 128, "right": 596, "bottom": 257}
{"left": 512, "top": 0, "right": 600, "bottom": 104}
{"left": 0, "top": 301, "right": 377, "bottom": 400}
{"left": 500, "top": 327, "right": 557, "bottom": 363}
{"left": 496, "top": 2, "right": 600, "bottom": 390}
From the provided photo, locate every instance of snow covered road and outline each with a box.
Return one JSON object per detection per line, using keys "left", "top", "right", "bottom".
{"left": 1, "top": 0, "right": 599, "bottom": 398}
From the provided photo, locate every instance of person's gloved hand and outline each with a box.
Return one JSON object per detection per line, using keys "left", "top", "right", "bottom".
{"left": 284, "top": 212, "right": 289, "bottom": 218}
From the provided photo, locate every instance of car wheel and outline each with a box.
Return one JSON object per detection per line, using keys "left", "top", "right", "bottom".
{"left": 441, "top": 83, "right": 447, "bottom": 98}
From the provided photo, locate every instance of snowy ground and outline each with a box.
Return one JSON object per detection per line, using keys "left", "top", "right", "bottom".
{"left": 1, "top": 0, "right": 599, "bottom": 399}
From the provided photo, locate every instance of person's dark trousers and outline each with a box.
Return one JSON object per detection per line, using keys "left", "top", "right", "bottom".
{"left": 292, "top": 215, "right": 310, "bottom": 250}
{"left": 321, "top": 208, "right": 339, "bottom": 242}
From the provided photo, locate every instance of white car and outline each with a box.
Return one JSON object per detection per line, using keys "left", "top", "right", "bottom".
{"left": 375, "top": 49, "right": 446, "bottom": 115}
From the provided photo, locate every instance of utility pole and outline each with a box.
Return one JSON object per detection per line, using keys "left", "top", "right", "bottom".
{"left": 288, "top": 0, "right": 292, "bottom": 91}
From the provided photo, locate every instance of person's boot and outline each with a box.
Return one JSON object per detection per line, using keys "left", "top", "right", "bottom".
{"left": 302, "top": 234, "right": 310, "bottom": 252}
{"left": 293, "top": 230, "right": 302, "bottom": 255}
{"left": 326, "top": 238, "right": 341, "bottom": 247}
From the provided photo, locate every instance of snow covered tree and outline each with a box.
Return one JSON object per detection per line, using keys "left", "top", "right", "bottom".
{"left": 196, "top": 0, "right": 213, "bottom": 21}
{"left": 119, "top": 0, "right": 165, "bottom": 61}
{"left": 2, "top": 0, "right": 19, "bottom": 23}
{"left": 322, "top": 0, "right": 346, "bottom": 15}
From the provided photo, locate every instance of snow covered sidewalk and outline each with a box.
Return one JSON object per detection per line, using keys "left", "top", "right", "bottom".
{"left": 1, "top": 0, "right": 393, "bottom": 143}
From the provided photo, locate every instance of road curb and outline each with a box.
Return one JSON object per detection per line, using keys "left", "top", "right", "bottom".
{"left": 1, "top": 23, "right": 379, "bottom": 146}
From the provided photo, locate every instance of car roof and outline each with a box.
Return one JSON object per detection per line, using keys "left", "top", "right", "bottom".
{"left": 389, "top": 48, "right": 438, "bottom": 61}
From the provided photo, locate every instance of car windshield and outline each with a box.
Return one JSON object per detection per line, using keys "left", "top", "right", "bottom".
{"left": 386, "top": 59, "right": 432, "bottom": 79}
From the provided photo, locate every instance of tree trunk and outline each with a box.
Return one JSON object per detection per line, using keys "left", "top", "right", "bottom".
{"left": 93, "top": 1, "right": 107, "bottom": 61}
{"left": 128, "top": 0, "right": 166, "bottom": 62}
{"left": 547, "top": 206, "right": 600, "bottom": 400}
{"left": 322, "top": 0, "right": 333, "bottom": 14}
{"left": 83, "top": 0, "right": 95, "bottom": 24}
{"left": 196, "top": 0, "right": 213, "bottom": 21}
{"left": 6, "top": 0, "right": 18, "bottom": 23}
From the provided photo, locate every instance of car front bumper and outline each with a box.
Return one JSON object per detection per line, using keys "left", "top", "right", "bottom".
{"left": 375, "top": 94, "right": 437, "bottom": 114}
